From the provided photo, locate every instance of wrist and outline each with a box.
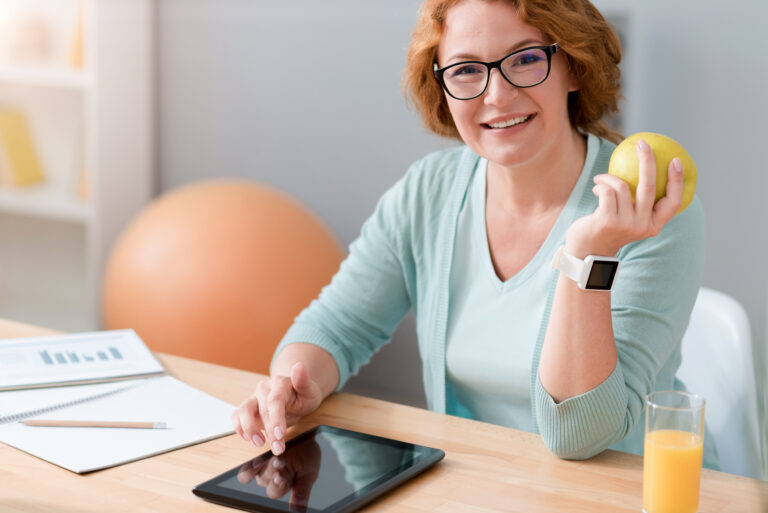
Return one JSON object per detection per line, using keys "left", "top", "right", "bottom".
{"left": 552, "top": 246, "right": 621, "bottom": 291}
{"left": 564, "top": 239, "right": 619, "bottom": 260}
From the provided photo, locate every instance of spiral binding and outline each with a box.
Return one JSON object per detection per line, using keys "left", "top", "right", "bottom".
{"left": 0, "top": 382, "right": 138, "bottom": 424}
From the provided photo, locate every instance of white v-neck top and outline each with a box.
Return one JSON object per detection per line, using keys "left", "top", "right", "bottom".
{"left": 445, "top": 135, "right": 599, "bottom": 432}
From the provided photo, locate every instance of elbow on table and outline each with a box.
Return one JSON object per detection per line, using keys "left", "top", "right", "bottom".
{"left": 534, "top": 367, "right": 634, "bottom": 461}
{"left": 542, "top": 438, "right": 608, "bottom": 461}
{"left": 540, "top": 424, "right": 627, "bottom": 460}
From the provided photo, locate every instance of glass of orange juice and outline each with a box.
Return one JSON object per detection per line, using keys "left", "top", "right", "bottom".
{"left": 643, "top": 390, "right": 705, "bottom": 513}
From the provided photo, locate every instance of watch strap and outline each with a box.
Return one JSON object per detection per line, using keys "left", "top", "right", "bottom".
{"left": 551, "top": 246, "right": 585, "bottom": 284}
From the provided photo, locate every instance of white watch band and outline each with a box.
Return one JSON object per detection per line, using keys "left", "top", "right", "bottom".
{"left": 551, "top": 246, "right": 620, "bottom": 291}
{"left": 552, "top": 246, "right": 585, "bottom": 283}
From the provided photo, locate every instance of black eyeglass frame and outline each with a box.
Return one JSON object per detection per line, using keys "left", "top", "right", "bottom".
{"left": 433, "top": 43, "right": 560, "bottom": 100}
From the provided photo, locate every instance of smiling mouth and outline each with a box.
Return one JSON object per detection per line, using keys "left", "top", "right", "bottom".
{"left": 485, "top": 114, "right": 534, "bottom": 129}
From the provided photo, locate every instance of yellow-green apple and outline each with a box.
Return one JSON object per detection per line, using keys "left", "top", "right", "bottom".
{"left": 608, "top": 132, "right": 697, "bottom": 215}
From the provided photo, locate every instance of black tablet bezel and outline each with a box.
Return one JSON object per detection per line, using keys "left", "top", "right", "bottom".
{"left": 192, "top": 425, "right": 445, "bottom": 513}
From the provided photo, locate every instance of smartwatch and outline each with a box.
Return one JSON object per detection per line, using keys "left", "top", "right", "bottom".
{"left": 551, "top": 246, "right": 620, "bottom": 291}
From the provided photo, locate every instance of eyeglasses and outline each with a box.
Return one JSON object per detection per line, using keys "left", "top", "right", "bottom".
{"left": 433, "top": 43, "right": 559, "bottom": 100}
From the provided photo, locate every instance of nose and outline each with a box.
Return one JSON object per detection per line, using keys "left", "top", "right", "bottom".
{"left": 483, "top": 68, "right": 518, "bottom": 105}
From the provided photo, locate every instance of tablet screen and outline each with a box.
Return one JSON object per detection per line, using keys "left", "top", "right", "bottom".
{"left": 193, "top": 425, "right": 445, "bottom": 513}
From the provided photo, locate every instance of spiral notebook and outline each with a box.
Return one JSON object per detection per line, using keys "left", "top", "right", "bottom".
{"left": 0, "top": 330, "right": 235, "bottom": 473}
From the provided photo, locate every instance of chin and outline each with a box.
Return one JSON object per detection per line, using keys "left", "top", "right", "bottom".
{"left": 481, "top": 147, "right": 536, "bottom": 169}
{"left": 464, "top": 131, "right": 540, "bottom": 169}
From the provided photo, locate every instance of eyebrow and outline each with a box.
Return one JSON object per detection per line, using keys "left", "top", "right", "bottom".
{"left": 443, "top": 38, "right": 545, "bottom": 64}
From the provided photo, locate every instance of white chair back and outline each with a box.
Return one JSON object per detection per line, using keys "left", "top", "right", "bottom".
{"left": 677, "top": 287, "right": 763, "bottom": 479}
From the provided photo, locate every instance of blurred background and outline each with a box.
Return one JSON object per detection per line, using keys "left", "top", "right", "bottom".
{"left": 0, "top": 0, "right": 764, "bottom": 473}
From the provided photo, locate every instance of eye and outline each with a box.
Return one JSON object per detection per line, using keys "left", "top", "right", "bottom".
{"left": 447, "top": 63, "right": 485, "bottom": 80}
{"left": 510, "top": 51, "right": 545, "bottom": 67}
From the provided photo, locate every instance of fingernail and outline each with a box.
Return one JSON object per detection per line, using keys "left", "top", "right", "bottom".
{"left": 274, "top": 426, "right": 283, "bottom": 440}
{"left": 636, "top": 139, "right": 649, "bottom": 152}
{"left": 271, "top": 441, "right": 283, "bottom": 454}
{"left": 252, "top": 433, "right": 264, "bottom": 446}
{"left": 672, "top": 158, "right": 683, "bottom": 173}
{"left": 274, "top": 474, "right": 283, "bottom": 485}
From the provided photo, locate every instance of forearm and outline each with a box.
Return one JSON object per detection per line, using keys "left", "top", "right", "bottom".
{"left": 539, "top": 132, "right": 679, "bottom": 402}
{"left": 271, "top": 343, "right": 340, "bottom": 400}
{"left": 538, "top": 274, "right": 618, "bottom": 404}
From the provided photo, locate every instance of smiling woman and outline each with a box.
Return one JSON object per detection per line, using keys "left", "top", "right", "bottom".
{"left": 404, "top": 0, "right": 623, "bottom": 143}
{"left": 230, "top": 0, "right": 715, "bottom": 475}
{"left": 432, "top": 1, "right": 580, "bottom": 175}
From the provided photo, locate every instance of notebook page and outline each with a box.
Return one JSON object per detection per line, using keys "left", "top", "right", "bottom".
{"left": 0, "top": 375, "right": 235, "bottom": 473}
{"left": 0, "top": 379, "right": 146, "bottom": 424}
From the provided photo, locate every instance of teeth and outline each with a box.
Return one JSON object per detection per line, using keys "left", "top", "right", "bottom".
{"left": 488, "top": 115, "right": 530, "bottom": 128}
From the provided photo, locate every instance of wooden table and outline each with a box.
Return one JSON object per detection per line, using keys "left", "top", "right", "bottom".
{"left": 1, "top": 318, "right": 766, "bottom": 512}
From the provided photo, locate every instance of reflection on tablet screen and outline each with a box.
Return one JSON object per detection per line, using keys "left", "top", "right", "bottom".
{"left": 218, "top": 429, "right": 418, "bottom": 512}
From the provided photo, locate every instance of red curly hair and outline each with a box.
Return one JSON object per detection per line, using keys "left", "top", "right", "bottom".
{"left": 403, "top": 0, "right": 623, "bottom": 143}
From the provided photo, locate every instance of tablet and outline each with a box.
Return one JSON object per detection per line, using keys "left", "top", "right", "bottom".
{"left": 193, "top": 425, "right": 445, "bottom": 513}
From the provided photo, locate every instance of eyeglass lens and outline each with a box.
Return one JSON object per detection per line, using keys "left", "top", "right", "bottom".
{"left": 442, "top": 47, "right": 550, "bottom": 99}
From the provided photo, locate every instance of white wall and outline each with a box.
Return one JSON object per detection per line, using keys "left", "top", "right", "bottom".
{"left": 157, "top": 0, "right": 768, "bottom": 437}
{"left": 593, "top": 0, "right": 768, "bottom": 467}
{"left": 157, "top": 0, "right": 443, "bottom": 407}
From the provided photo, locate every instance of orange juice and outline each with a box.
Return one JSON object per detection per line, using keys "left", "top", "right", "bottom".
{"left": 643, "top": 429, "right": 703, "bottom": 513}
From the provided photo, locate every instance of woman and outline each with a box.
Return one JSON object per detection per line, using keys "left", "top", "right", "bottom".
{"left": 233, "top": 0, "right": 716, "bottom": 469}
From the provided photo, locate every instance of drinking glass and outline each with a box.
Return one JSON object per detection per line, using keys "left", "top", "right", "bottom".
{"left": 643, "top": 390, "right": 705, "bottom": 513}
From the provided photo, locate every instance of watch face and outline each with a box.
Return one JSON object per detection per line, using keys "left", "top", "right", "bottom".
{"left": 585, "top": 260, "right": 619, "bottom": 290}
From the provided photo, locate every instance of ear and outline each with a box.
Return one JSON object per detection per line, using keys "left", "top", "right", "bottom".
{"left": 567, "top": 70, "right": 579, "bottom": 93}
{"left": 563, "top": 57, "right": 579, "bottom": 93}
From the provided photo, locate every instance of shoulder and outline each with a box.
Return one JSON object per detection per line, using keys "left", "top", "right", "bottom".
{"left": 377, "top": 145, "right": 479, "bottom": 216}
{"left": 624, "top": 194, "right": 705, "bottom": 259}
{"left": 401, "top": 145, "right": 478, "bottom": 195}
{"left": 361, "top": 145, "right": 477, "bottom": 244}
{"left": 659, "top": 194, "right": 706, "bottom": 256}
{"left": 616, "top": 195, "right": 705, "bottom": 302}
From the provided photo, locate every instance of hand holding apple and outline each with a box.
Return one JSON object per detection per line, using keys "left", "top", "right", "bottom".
{"left": 565, "top": 133, "right": 688, "bottom": 259}
{"left": 608, "top": 132, "right": 697, "bottom": 215}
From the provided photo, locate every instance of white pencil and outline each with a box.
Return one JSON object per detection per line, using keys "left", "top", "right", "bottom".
{"left": 21, "top": 420, "right": 167, "bottom": 429}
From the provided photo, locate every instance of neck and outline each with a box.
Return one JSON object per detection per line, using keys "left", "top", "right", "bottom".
{"left": 486, "top": 128, "right": 587, "bottom": 217}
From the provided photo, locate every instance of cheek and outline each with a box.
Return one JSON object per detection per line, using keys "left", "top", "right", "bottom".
{"left": 446, "top": 98, "right": 477, "bottom": 133}
{"left": 554, "top": 61, "right": 578, "bottom": 94}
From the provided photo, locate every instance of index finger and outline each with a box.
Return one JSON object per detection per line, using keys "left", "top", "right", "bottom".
{"left": 265, "top": 378, "right": 293, "bottom": 454}
{"left": 634, "top": 138, "right": 657, "bottom": 217}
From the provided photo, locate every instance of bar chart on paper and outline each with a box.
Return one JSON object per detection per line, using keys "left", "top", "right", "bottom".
{"left": 0, "top": 330, "right": 165, "bottom": 390}
{"left": 39, "top": 345, "right": 124, "bottom": 366}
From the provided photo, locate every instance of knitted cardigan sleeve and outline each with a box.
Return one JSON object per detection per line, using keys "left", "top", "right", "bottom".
{"left": 533, "top": 196, "right": 705, "bottom": 459}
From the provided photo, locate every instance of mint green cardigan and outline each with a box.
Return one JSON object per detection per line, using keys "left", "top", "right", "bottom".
{"left": 277, "top": 137, "right": 718, "bottom": 468}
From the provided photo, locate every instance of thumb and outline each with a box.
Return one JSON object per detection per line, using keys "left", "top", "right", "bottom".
{"left": 290, "top": 361, "right": 316, "bottom": 398}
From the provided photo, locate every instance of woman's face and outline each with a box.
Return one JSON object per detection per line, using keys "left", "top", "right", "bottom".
{"left": 437, "top": 0, "right": 578, "bottom": 169}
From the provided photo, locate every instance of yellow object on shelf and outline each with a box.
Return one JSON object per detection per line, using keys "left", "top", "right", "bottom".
{"left": 76, "top": 163, "right": 90, "bottom": 201}
{"left": 0, "top": 109, "right": 45, "bottom": 187}
{"left": 69, "top": 1, "right": 85, "bottom": 69}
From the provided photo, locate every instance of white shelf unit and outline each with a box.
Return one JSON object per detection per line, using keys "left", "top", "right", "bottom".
{"left": 0, "top": 0, "right": 154, "bottom": 332}
{"left": 0, "top": 65, "right": 93, "bottom": 90}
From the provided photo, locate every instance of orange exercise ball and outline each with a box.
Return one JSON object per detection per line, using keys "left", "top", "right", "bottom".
{"left": 102, "top": 180, "right": 345, "bottom": 374}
